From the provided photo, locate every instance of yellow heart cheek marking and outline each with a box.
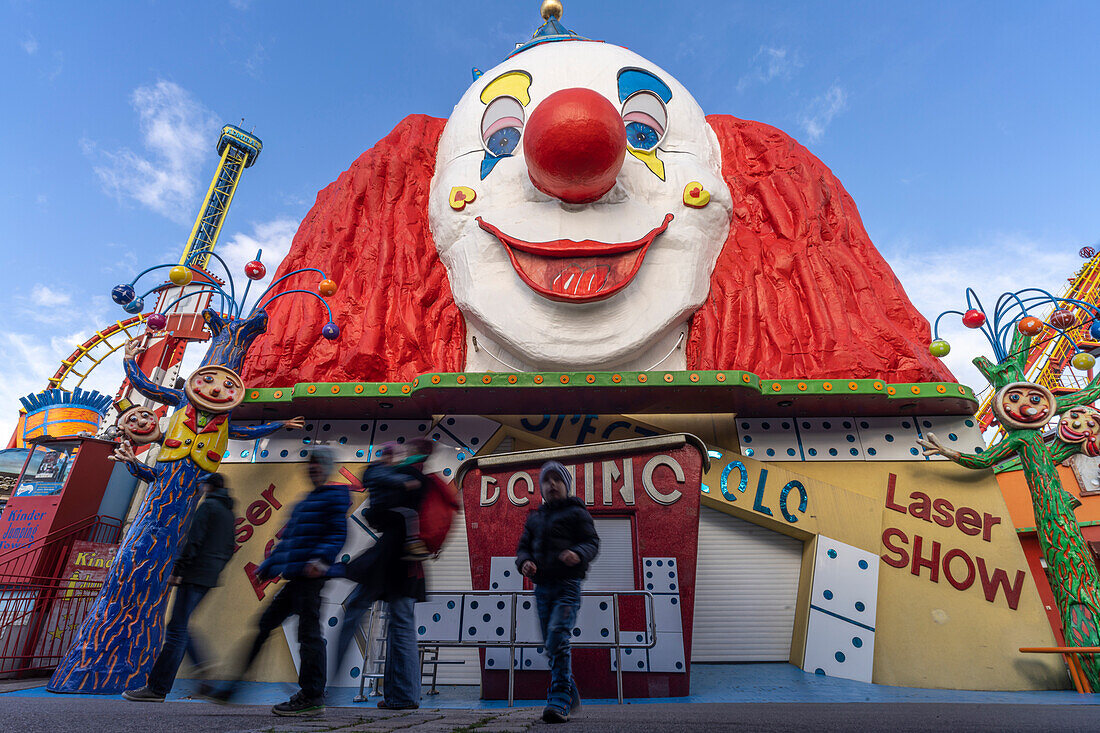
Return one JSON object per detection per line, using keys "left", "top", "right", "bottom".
{"left": 449, "top": 186, "right": 477, "bottom": 211}
{"left": 683, "top": 181, "right": 711, "bottom": 208}
{"left": 628, "top": 148, "right": 665, "bottom": 181}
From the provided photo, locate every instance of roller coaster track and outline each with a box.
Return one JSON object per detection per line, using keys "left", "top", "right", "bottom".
{"left": 46, "top": 315, "right": 147, "bottom": 392}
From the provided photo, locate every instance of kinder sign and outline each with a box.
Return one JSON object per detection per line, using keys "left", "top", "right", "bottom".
{"left": 456, "top": 433, "right": 707, "bottom": 699}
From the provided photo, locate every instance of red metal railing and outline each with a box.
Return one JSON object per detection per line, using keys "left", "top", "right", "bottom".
{"left": 0, "top": 515, "right": 122, "bottom": 676}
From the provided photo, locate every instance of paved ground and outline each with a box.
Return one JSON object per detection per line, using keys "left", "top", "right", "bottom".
{"left": 0, "top": 697, "right": 1099, "bottom": 733}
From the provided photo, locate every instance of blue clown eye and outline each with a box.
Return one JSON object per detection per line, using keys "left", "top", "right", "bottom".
{"left": 625, "top": 121, "right": 660, "bottom": 151}
{"left": 486, "top": 127, "right": 521, "bottom": 157}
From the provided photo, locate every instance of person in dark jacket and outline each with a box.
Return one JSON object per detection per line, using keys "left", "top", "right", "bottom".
{"left": 516, "top": 460, "right": 599, "bottom": 724}
{"left": 331, "top": 438, "right": 431, "bottom": 710}
{"left": 212, "top": 446, "right": 350, "bottom": 717}
{"left": 123, "top": 473, "right": 236, "bottom": 702}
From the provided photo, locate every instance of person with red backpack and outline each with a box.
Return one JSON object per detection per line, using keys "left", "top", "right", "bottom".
{"left": 330, "top": 436, "right": 457, "bottom": 709}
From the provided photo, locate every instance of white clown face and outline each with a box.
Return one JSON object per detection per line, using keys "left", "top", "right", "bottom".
{"left": 428, "top": 42, "right": 732, "bottom": 371}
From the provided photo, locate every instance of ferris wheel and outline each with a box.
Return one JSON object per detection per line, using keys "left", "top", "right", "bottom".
{"left": 46, "top": 315, "right": 148, "bottom": 392}
{"left": 975, "top": 246, "right": 1100, "bottom": 435}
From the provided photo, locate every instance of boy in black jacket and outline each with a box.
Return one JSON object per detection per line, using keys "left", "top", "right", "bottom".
{"left": 516, "top": 461, "right": 599, "bottom": 724}
{"left": 123, "top": 473, "right": 235, "bottom": 702}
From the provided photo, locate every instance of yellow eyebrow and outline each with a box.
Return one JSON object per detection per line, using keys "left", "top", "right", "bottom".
{"left": 480, "top": 71, "right": 532, "bottom": 106}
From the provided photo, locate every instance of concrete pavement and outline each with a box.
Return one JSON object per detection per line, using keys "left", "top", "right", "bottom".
{"left": 0, "top": 697, "right": 1099, "bottom": 732}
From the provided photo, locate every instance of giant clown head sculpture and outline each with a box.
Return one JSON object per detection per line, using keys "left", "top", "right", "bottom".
{"left": 241, "top": 9, "right": 952, "bottom": 387}
{"left": 428, "top": 43, "right": 732, "bottom": 370}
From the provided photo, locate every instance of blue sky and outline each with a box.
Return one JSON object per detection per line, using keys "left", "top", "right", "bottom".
{"left": 2, "top": 1, "right": 1098, "bottom": 440}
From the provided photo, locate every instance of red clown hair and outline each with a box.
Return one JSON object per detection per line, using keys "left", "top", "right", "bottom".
{"left": 242, "top": 113, "right": 952, "bottom": 386}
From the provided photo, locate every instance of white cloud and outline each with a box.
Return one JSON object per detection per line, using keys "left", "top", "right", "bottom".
{"left": 21, "top": 34, "right": 38, "bottom": 55}
{"left": 886, "top": 232, "right": 1081, "bottom": 392}
{"left": 799, "top": 84, "right": 847, "bottom": 143}
{"left": 216, "top": 217, "right": 301, "bottom": 311}
{"left": 30, "top": 285, "right": 72, "bottom": 308}
{"left": 85, "top": 80, "right": 219, "bottom": 224}
{"left": 737, "top": 46, "right": 801, "bottom": 92}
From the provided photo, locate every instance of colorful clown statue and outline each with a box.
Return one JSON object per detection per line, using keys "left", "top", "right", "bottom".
{"left": 242, "top": 2, "right": 952, "bottom": 387}
{"left": 919, "top": 288, "right": 1100, "bottom": 689}
{"left": 52, "top": 248, "right": 338, "bottom": 694}
{"left": 113, "top": 398, "right": 164, "bottom": 447}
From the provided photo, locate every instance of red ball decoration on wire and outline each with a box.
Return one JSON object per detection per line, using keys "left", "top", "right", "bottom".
{"left": 961, "top": 309, "right": 986, "bottom": 329}
{"left": 244, "top": 260, "right": 266, "bottom": 280}
{"left": 1080, "top": 246, "right": 1095, "bottom": 259}
{"left": 319, "top": 279, "right": 338, "bottom": 297}
{"left": 146, "top": 313, "right": 168, "bottom": 331}
{"left": 1050, "top": 308, "right": 1077, "bottom": 329}
{"left": 1017, "top": 316, "right": 1043, "bottom": 336}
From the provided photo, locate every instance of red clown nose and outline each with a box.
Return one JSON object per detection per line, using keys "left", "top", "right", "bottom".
{"left": 523, "top": 88, "right": 627, "bottom": 204}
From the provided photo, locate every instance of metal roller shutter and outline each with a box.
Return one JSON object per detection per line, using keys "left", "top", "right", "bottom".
{"left": 586, "top": 518, "right": 635, "bottom": 590}
{"left": 423, "top": 507, "right": 481, "bottom": 684}
{"left": 690, "top": 508, "right": 803, "bottom": 661}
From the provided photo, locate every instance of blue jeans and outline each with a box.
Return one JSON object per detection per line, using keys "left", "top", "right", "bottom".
{"left": 145, "top": 583, "right": 209, "bottom": 695}
{"left": 535, "top": 578, "right": 582, "bottom": 712}
{"left": 383, "top": 596, "right": 420, "bottom": 706}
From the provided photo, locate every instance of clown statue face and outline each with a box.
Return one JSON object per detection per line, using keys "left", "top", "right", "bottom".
{"left": 116, "top": 405, "right": 163, "bottom": 446}
{"left": 1059, "top": 405, "right": 1100, "bottom": 456}
{"left": 185, "top": 365, "right": 245, "bottom": 413}
{"left": 993, "top": 382, "right": 1056, "bottom": 430}
{"left": 429, "top": 42, "right": 733, "bottom": 372}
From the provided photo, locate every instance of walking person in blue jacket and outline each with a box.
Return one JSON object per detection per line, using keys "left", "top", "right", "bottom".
{"left": 211, "top": 446, "right": 350, "bottom": 716}
{"left": 516, "top": 461, "right": 599, "bottom": 724}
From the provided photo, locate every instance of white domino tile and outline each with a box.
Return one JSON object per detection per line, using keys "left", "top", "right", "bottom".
{"left": 520, "top": 647, "right": 549, "bottom": 671}
{"left": 515, "top": 595, "right": 542, "bottom": 644}
{"left": 255, "top": 420, "right": 320, "bottom": 462}
{"left": 489, "top": 557, "right": 522, "bottom": 592}
{"left": 811, "top": 537, "right": 878, "bottom": 629}
{"left": 642, "top": 558, "right": 680, "bottom": 595}
{"left": 370, "top": 419, "right": 433, "bottom": 458}
{"left": 433, "top": 415, "right": 501, "bottom": 454}
{"left": 803, "top": 607, "right": 875, "bottom": 683}
{"left": 796, "top": 418, "right": 864, "bottom": 461}
{"left": 736, "top": 418, "right": 801, "bottom": 461}
{"left": 611, "top": 644, "right": 649, "bottom": 672}
{"left": 485, "top": 648, "right": 521, "bottom": 670}
{"left": 915, "top": 416, "right": 986, "bottom": 462}
{"left": 647, "top": 631, "right": 686, "bottom": 673}
{"left": 424, "top": 430, "right": 472, "bottom": 482}
{"left": 313, "top": 419, "right": 376, "bottom": 462}
{"left": 853, "top": 417, "right": 922, "bottom": 461}
{"left": 461, "top": 595, "right": 514, "bottom": 643}
{"left": 415, "top": 595, "right": 463, "bottom": 643}
{"left": 573, "top": 594, "right": 615, "bottom": 643}
{"left": 648, "top": 593, "right": 684, "bottom": 634}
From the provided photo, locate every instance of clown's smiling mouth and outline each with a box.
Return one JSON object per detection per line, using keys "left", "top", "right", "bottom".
{"left": 476, "top": 214, "right": 674, "bottom": 302}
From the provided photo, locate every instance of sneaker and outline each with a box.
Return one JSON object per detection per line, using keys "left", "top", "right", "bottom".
{"left": 122, "top": 686, "right": 165, "bottom": 702}
{"left": 377, "top": 699, "right": 419, "bottom": 710}
{"left": 272, "top": 691, "right": 324, "bottom": 717}
{"left": 542, "top": 705, "right": 569, "bottom": 724}
{"left": 401, "top": 539, "right": 432, "bottom": 562}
